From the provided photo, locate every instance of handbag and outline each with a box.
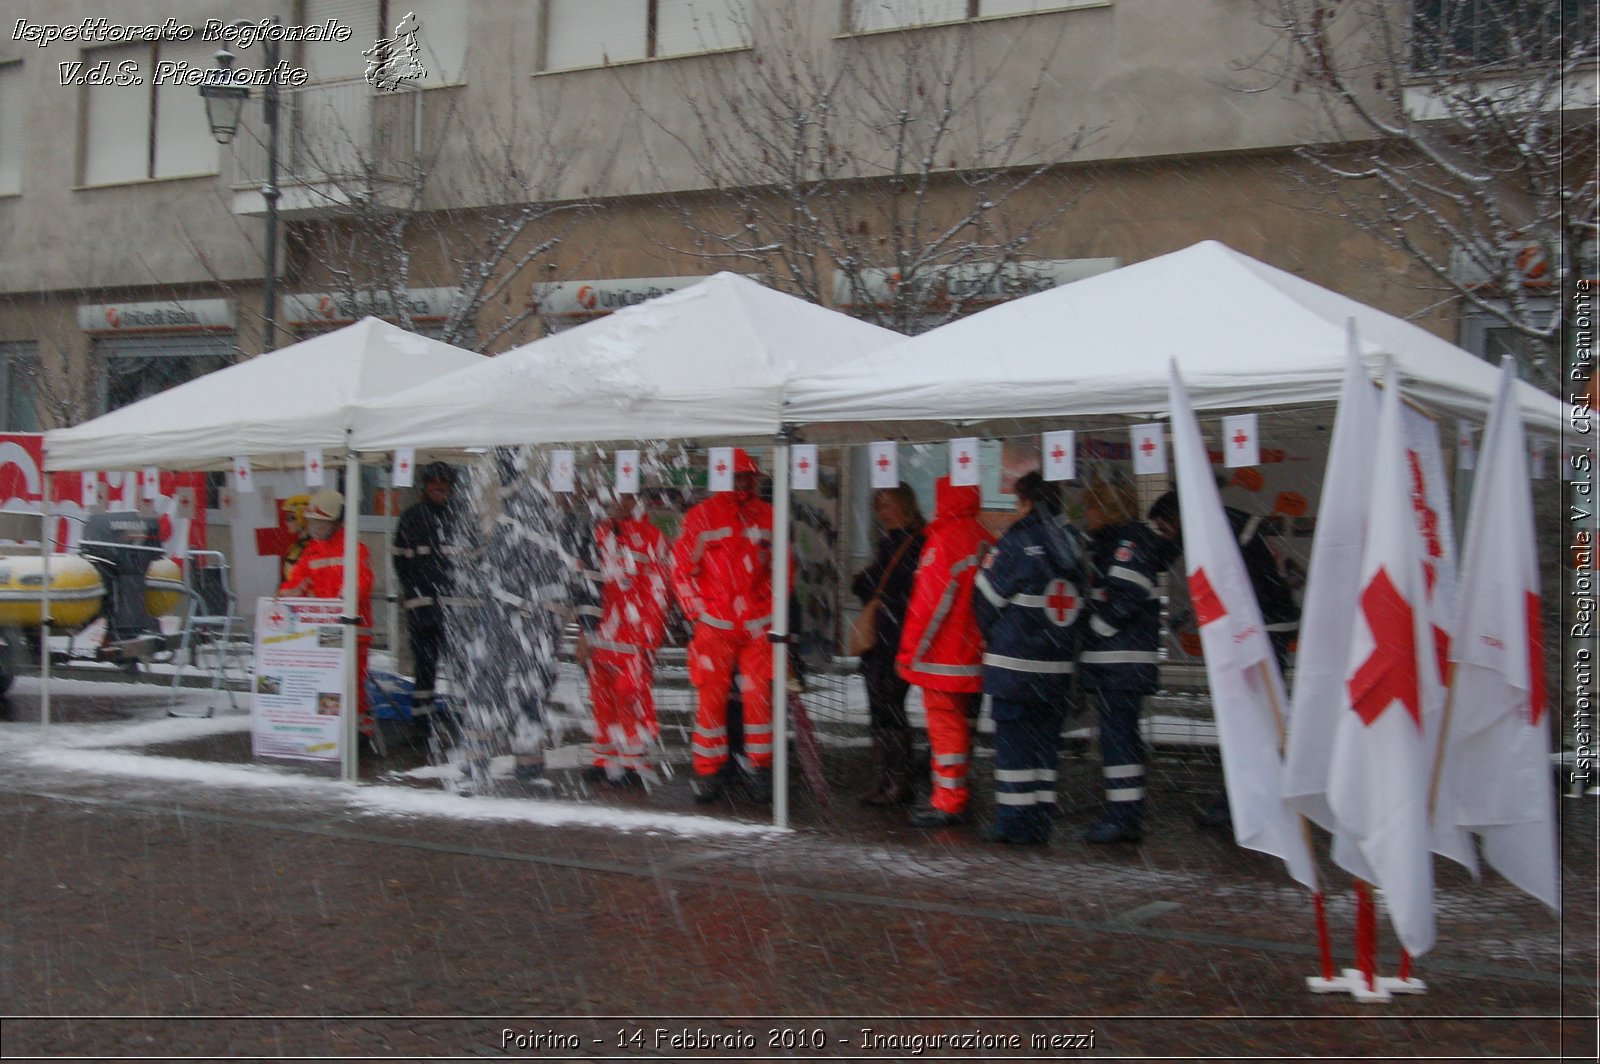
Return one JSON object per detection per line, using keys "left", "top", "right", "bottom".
{"left": 848, "top": 535, "right": 916, "bottom": 656}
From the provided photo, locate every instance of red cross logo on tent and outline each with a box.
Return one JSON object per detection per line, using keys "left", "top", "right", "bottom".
{"left": 798, "top": 456, "right": 811, "bottom": 474}
{"left": 715, "top": 459, "right": 728, "bottom": 476}
{"left": 957, "top": 450, "right": 972, "bottom": 469}
{"left": 235, "top": 463, "right": 248, "bottom": 478}
{"left": 1347, "top": 567, "right": 1422, "bottom": 730}
{"left": 876, "top": 454, "right": 891, "bottom": 472}
{"left": 1140, "top": 437, "right": 1157, "bottom": 458}
{"left": 309, "top": 458, "right": 319, "bottom": 474}
{"left": 622, "top": 461, "right": 633, "bottom": 476}
{"left": 1050, "top": 443, "right": 1066, "bottom": 463}
{"left": 1044, "top": 578, "right": 1080, "bottom": 626}
{"left": 1233, "top": 428, "right": 1250, "bottom": 451}
{"left": 399, "top": 457, "right": 410, "bottom": 473}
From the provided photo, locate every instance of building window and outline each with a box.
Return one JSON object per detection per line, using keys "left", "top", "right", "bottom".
{"left": 94, "top": 334, "right": 235, "bottom": 414}
{"left": 848, "top": 0, "right": 1103, "bottom": 34}
{"left": 1410, "top": 0, "right": 1586, "bottom": 73}
{"left": 0, "top": 343, "right": 40, "bottom": 431}
{"left": 542, "top": 0, "right": 753, "bottom": 72}
{"left": 1458, "top": 301, "right": 1556, "bottom": 384}
{"left": 305, "top": 0, "right": 468, "bottom": 88}
{"left": 79, "top": 40, "right": 219, "bottom": 186}
{"left": 0, "top": 63, "right": 22, "bottom": 195}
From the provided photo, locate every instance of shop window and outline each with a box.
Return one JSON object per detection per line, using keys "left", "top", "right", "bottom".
{"left": 95, "top": 334, "right": 236, "bottom": 413}
{"left": 542, "top": 0, "right": 753, "bottom": 72}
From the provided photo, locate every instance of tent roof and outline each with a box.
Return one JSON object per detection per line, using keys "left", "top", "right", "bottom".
{"left": 352, "top": 273, "right": 899, "bottom": 451}
{"left": 45, "top": 318, "right": 486, "bottom": 472}
{"left": 783, "top": 241, "right": 1565, "bottom": 440}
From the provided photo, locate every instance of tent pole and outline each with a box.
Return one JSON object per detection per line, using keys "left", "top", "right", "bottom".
{"left": 39, "top": 468, "right": 52, "bottom": 736}
{"left": 341, "top": 442, "right": 360, "bottom": 783}
{"left": 769, "top": 433, "right": 791, "bottom": 830}
{"left": 380, "top": 462, "right": 398, "bottom": 665}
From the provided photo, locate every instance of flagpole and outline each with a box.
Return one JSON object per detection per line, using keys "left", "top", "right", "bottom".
{"left": 1426, "top": 667, "right": 1459, "bottom": 822}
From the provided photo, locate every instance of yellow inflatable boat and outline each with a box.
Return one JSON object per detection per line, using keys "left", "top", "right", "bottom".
{"left": 0, "top": 554, "right": 185, "bottom": 631}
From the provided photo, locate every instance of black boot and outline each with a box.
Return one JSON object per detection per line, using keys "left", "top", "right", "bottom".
{"left": 859, "top": 728, "right": 892, "bottom": 805}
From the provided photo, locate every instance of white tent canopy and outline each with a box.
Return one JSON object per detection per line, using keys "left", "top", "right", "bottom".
{"left": 784, "top": 241, "right": 1565, "bottom": 439}
{"left": 353, "top": 272, "right": 899, "bottom": 450}
{"left": 44, "top": 317, "right": 487, "bottom": 472}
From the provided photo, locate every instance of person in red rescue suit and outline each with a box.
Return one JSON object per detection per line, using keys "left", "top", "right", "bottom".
{"left": 897, "top": 476, "right": 997, "bottom": 828}
{"left": 279, "top": 489, "right": 376, "bottom": 739}
{"left": 576, "top": 489, "right": 668, "bottom": 786}
{"left": 670, "top": 448, "right": 791, "bottom": 804}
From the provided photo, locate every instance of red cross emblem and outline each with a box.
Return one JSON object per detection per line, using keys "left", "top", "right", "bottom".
{"left": 309, "top": 459, "right": 319, "bottom": 473}
{"left": 399, "top": 457, "right": 410, "bottom": 473}
{"left": 1050, "top": 444, "right": 1066, "bottom": 463}
{"left": 1347, "top": 567, "right": 1422, "bottom": 730}
{"left": 1044, "top": 578, "right": 1080, "bottom": 626}
{"left": 1140, "top": 436, "right": 1157, "bottom": 456}
{"left": 1233, "top": 429, "right": 1249, "bottom": 450}
{"left": 957, "top": 451, "right": 971, "bottom": 468}
{"left": 622, "top": 462, "right": 633, "bottom": 476}
{"left": 1188, "top": 567, "right": 1226, "bottom": 626}
{"left": 267, "top": 607, "right": 287, "bottom": 628}
{"left": 876, "top": 453, "right": 891, "bottom": 471}
{"left": 798, "top": 456, "right": 811, "bottom": 473}
{"left": 715, "top": 459, "right": 728, "bottom": 476}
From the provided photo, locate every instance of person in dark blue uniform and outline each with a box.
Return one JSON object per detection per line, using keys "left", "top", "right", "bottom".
{"left": 1077, "top": 479, "right": 1163, "bottom": 844}
{"left": 973, "top": 472, "right": 1086, "bottom": 845}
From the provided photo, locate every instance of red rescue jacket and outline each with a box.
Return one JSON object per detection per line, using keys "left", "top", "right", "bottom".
{"left": 897, "top": 478, "right": 995, "bottom": 692}
{"left": 671, "top": 490, "right": 786, "bottom": 637}
{"left": 587, "top": 516, "right": 668, "bottom": 660}
{"left": 280, "top": 529, "right": 374, "bottom": 631}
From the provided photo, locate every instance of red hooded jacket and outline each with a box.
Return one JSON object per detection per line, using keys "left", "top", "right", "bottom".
{"left": 671, "top": 489, "right": 780, "bottom": 636}
{"left": 897, "top": 477, "right": 995, "bottom": 692}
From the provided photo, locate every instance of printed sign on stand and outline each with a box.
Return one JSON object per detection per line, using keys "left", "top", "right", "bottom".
{"left": 251, "top": 597, "right": 347, "bottom": 763}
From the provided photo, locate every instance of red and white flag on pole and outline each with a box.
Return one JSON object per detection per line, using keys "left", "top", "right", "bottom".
{"left": 868, "top": 441, "right": 899, "bottom": 489}
{"left": 1169, "top": 362, "right": 1317, "bottom": 890}
{"left": 1042, "top": 430, "right": 1075, "bottom": 482}
{"left": 304, "top": 449, "right": 324, "bottom": 487}
{"left": 1130, "top": 423, "right": 1166, "bottom": 476}
{"left": 707, "top": 447, "right": 734, "bottom": 493}
{"left": 392, "top": 447, "right": 416, "bottom": 488}
{"left": 232, "top": 456, "right": 254, "bottom": 494}
{"left": 791, "top": 444, "right": 819, "bottom": 491}
{"left": 1222, "top": 414, "right": 1259, "bottom": 469}
{"left": 614, "top": 449, "right": 640, "bottom": 495}
{"left": 1327, "top": 362, "right": 1441, "bottom": 958}
{"left": 1443, "top": 359, "right": 1559, "bottom": 911}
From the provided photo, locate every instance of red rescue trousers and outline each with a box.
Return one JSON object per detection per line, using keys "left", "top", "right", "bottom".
{"left": 356, "top": 638, "right": 372, "bottom": 736}
{"left": 687, "top": 624, "right": 774, "bottom": 776}
{"left": 922, "top": 688, "right": 974, "bottom": 815}
{"left": 587, "top": 651, "right": 658, "bottom": 773}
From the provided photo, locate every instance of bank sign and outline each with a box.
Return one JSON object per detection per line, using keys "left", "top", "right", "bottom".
{"left": 78, "top": 299, "right": 234, "bottom": 333}
{"left": 533, "top": 275, "right": 743, "bottom": 324}
{"left": 283, "top": 287, "right": 462, "bottom": 326}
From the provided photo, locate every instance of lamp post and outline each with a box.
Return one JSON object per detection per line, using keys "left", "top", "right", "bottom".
{"left": 199, "top": 19, "right": 281, "bottom": 353}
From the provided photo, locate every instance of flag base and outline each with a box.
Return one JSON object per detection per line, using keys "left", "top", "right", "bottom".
{"left": 1306, "top": 968, "right": 1428, "bottom": 1001}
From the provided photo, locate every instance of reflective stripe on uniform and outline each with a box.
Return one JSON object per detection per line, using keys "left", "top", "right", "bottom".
{"left": 996, "top": 791, "right": 1037, "bottom": 806}
{"left": 309, "top": 558, "right": 341, "bottom": 571}
{"left": 994, "top": 768, "right": 1037, "bottom": 783}
{"left": 1079, "top": 649, "right": 1160, "bottom": 665}
{"left": 981, "top": 652, "right": 1074, "bottom": 674}
{"left": 686, "top": 526, "right": 732, "bottom": 566}
{"left": 910, "top": 553, "right": 979, "bottom": 674}
{"left": 588, "top": 638, "right": 639, "bottom": 654}
{"left": 933, "top": 773, "right": 967, "bottom": 789}
{"left": 1105, "top": 565, "right": 1155, "bottom": 594}
{"left": 933, "top": 752, "right": 967, "bottom": 767}
{"left": 917, "top": 661, "right": 983, "bottom": 677}
{"left": 413, "top": 545, "right": 433, "bottom": 556}
{"left": 974, "top": 571, "right": 1008, "bottom": 609}
{"left": 393, "top": 546, "right": 415, "bottom": 558}
{"left": 1106, "top": 786, "right": 1147, "bottom": 802}
{"left": 1089, "top": 616, "right": 1118, "bottom": 638}
{"left": 403, "top": 595, "right": 433, "bottom": 610}
{"left": 698, "top": 614, "right": 735, "bottom": 630}
{"left": 1104, "top": 764, "right": 1144, "bottom": 779}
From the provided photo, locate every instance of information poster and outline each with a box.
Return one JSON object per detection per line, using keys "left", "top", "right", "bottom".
{"left": 251, "top": 597, "right": 346, "bottom": 762}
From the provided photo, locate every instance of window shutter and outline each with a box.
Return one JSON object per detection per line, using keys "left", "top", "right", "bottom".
{"left": 83, "top": 45, "right": 153, "bottom": 185}
{"left": 406, "top": 0, "right": 470, "bottom": 86}
{"left": 545, "top": 0, "right": 649, "bottom": 70}
{"left": 153, "top": 39, "right": 220, "bottom": 179}
{"left": 655, "top": 0, "right": 754, "bottom": 58}
{"left": 0, "top": 64, "right": 22, "bottom": 195}
{"left": 851, "top": 0, "right": 968, "bottom": 32}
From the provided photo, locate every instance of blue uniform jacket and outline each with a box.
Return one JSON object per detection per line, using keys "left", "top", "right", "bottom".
{"left": 1078, "top": 519, "right": 1162, "bottom": 694}
{"left": 973, "top": 508, "right": 1086, "bottom": 708}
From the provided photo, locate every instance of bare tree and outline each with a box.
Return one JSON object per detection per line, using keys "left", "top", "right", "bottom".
{"left": 630, "top": 5, "right": 1098, "bottom": 334}
{"left": 1252, "top": 0, "right": 1596, "bottom": 391}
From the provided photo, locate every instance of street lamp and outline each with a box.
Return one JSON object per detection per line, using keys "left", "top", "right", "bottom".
{"left": 199, "top": 20, "right": 281, "bottom": 353}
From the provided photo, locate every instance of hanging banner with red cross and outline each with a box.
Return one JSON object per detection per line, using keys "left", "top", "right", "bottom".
{"left": 868, "top": 440, "right": 898, "bottom": 489}
{"left": 1130, "top": 423, "right": 1166, "bottom": 476}
{"left": 614, "top": 449, "right": 640, "bottom": 494}
{"left": 708, "top": 446, "right": 734, "bottom": 493}
{"left": 392, "top": 446, "right": 416, "bottom": 488}
{"left": 790, "top": 443, "right": 819, "bottom": 491}
{"left": 1222, "top": 413, "right": 1259, "bottom": 469}
{"left": 304, "top": 449, "right": 325, "bottom": 487}
{"left": 949, "top": 436, "right": 980, "bottom": 487}
{"left": 233, "top": 455, "right": 255, "bottom": 494}
{"left": 550, "top": 449, "right": 575, "bottom": 493}
{"left": 1042, "top": 430, "right": 1075, "bottom": 482}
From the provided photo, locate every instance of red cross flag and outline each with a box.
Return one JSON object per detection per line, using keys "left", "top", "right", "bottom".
{"left": 1328, "top": 363, "right": 1442, "bottom": 958}
{"left": 708, "top": 447, "right": 734, "bottom": 493}
{"left": 1222, "top": 413, "right": 1259, "bottom": 469}
{"left": 392, "top": 447, "right": 416, "bottom": 488}
{"left": 141, "top": 466, "right": 160, "bottom": 501}
{"left": 233, "top": 456, "right": 254, "bottom": 494}
{"left": 1443, "top": 358, "right": 1558, "bottom": 911}
{"left": 1456, "top": 423, "right": 1477, "bottom": 471}
{"left": 1130, "top": 423, "right": 1166, "bottom": 476}
{"left": 615, "top": 449, "right": 640, "bottom": 495}
{"left": 949, "top": 437, "right": 980, "bottom": 487}
{"left": 304, "top": 450, "right": 324, "bottom": 487}
{"left": 791, "top": 443, "right": 819, "bottom": 492}
{"left": 550, "top": 449, "right": 575, "bottom": 494}
{"left": 1169, "top": 361, "right": 1316, "bottom": 892}
{"left": 1042, "top": 430, "right": 1075, "bottom": 482}
{"left": 868, "top": 440, "right": 898, "bottom": 489}
{"left": 79, "top": 472, "right": 98, "bottom": 509}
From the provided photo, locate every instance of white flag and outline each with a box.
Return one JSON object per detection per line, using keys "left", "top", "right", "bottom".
{"left": 791, "top": 444, "right": 819, "bottom": 491}
{"left": 1042, "top": 430, "right": 1075, "bottom": 482}
{"left": 1456, "top": 423, "right": 1477, "bottom": 471}
{"left": 304, "top": 450, "right": 324, "bottom": 487}
{"left": 142, "top": 466, "right": 160, "bottom": 501}
{"left": 1169, "top": 362, "right": 1317, "bottom": 891}
{"left": 550, "top": 449, "right": 575, "bottom": 494}
{"left": 1444, "top": 359, "right": 1558, "bottom": 911}
{"left": 1130, "top": 423, "right": 1166, "bottom": 476}
{"left": 1222, "top": 413, "right": 1259, "bottom": 469}
{"left": 392, "top": 447, "right": 416, "bottom": 488}
{"left": 1327, "top": 363, "right": 1440, "bottom": 958}
{"left": 614, "top": 449, "right": 640, "bottom": 494}
{"left": 868, "top": 441, "right": 899, "bottom": 489}
{"left": 708, "top": 447, "right": 734, "bottom": 493}
{"left": 949, "top": 437, "right": 980, "bottom": 487}
{"left": 233, "top": 456, "right": 254, "bottom": 493}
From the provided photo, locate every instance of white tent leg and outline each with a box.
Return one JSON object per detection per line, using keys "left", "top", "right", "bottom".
{"left": 341, "top": 443, "right": 361, "bottom": 783}
{"left": 39, "top": 471, "right": 51, "bottom": 736}
{"left": 770, "top": 435, "right": 791, "bottom": 830}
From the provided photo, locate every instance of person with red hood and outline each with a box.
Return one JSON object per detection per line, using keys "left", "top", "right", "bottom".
{"left": 671, "top": 448, "right": 784, "bottom": 803}
{"left": 897, "top": 475, "right": 996, "bottom": 827}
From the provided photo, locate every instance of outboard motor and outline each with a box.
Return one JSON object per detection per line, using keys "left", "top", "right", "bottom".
{"left": 78, "top": 512, "right": 165, "bottom": 653}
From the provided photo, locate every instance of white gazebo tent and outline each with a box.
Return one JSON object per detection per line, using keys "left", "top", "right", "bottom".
{"left": 355, "top": 272, "right": 900, "bottom": 827}
{"left": 42, "top": 317, "right": 488, "bottom": 781}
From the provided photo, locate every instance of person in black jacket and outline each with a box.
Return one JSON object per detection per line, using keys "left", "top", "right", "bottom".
{"left": 973, "top": 472, "right": 1085, "bottom": 845}
{"left": 1078, "top": 479, "right": 1164, "bottom": 844}
{"left": 849, "top": 482, "right": 925, "bottom": 806}
{"left": 393, "top": 462, "right": 466, "bottom": 744}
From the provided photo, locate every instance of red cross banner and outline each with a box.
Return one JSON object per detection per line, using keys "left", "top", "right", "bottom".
{"left": 1169, "top": 361, "right": 1316, "bottom": 892}
{"left": 1443, "top": 359, "right": 1558, "bottom": 911}
{"left": 1042, "top": 430, "right": 1075, "bottom": 482}
{"left": 392, "top": 447, "right": 416, "bottom": 489}
{"left": 868, "top": 440, "right": 898, "bottom": 489}
{"left": 304, "top": 449, "right": 324, "bottom": 487}
{"left": 791, "top": 443, "right": 819, "bottom": 492}
{"left": 141, "top": 466, "right": 160, "bottom": 502}
{"left": 708, "top": 446, "right": 734, "bottom": 493}
{"left": 233, "top": 456, "right": 254, "bottom": 494}
{"left": 949, "top": 436, "right": 980, "bottom": 487}
{"left": 1130, "top": 423, "right": 1166, "bottom": 476}
{"left": 1456, "top": 423, "right": 1477, "bottom": 471}
{"left": 550, "top": 449, "right": 575, "bottom": 494}
{"left": 614, "top": 449, "right": 640, "bottom": 495}
{"left": 1222, "top": 413, "right": 1259, "bottom": 469}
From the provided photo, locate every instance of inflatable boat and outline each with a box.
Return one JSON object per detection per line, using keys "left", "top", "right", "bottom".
{"left": 0, "top": 554, "right": 185, "bottom": 631}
